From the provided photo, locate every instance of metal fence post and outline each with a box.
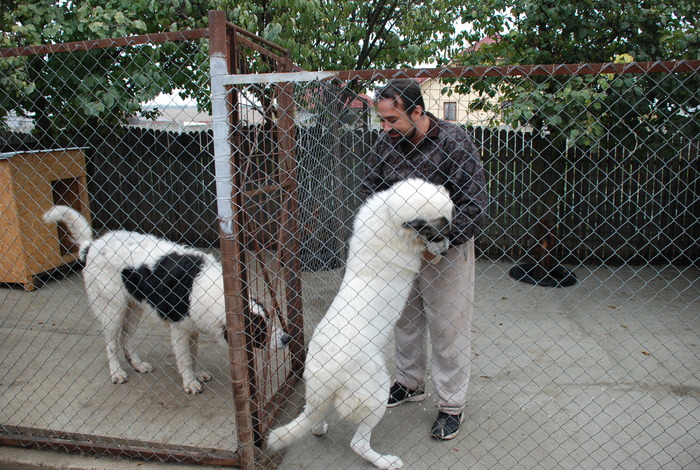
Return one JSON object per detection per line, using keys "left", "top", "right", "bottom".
{"left": 209, "top": 9, "right": 256, "bottom": 470}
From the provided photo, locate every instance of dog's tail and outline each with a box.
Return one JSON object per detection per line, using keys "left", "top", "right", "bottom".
{"left": 43, "top": 205, "right": 94, "bottom": 261}
{"left": 266, "top": 398, "right": 332, "bottom": 452}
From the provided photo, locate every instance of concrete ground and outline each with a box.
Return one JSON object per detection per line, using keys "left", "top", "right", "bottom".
{"left": 1, "top": 260, "right": 699, "bottom": 470}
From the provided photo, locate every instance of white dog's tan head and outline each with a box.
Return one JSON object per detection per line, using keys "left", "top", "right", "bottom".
{"left": 351, "top": 178, "right": 455, "bottom": 266}
{"left": 380, "top": 178, "right": 454, "bottom": 257}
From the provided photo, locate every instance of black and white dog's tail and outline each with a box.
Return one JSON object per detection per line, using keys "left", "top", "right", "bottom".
{"left": 43, "top": 205, "right": 94, "bottom": 262}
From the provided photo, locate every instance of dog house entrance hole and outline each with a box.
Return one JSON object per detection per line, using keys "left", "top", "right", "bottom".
{"left": 51, "top": 178, "right": 84, "bottom": 257}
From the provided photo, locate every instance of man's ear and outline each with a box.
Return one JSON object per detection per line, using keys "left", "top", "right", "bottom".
{"left": 412, "top": 105, "right": 425, "bottom": 119}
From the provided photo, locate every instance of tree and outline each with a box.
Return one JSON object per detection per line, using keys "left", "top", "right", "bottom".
{"left": 454, "top": 0, "right": 698, "bottom": 145}
{"left": 451, "top": 0, "right": 699, "bottom": 277}
{"left": 1, "top": 0, "right": 472, "bottom": 142}
{"left": 1, "top": 1, "right": 212, "bottom": 145}
{"left": 252, "top": 0, "right": 468, "bottom": 71}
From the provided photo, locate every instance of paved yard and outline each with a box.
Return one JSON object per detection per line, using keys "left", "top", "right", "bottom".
{"left": 1, "top": 260, "right": 699, "bottom": 469}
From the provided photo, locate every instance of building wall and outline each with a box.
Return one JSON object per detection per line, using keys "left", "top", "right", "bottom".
{"left": 419, "top": 77, "right": 500, "bottom": 127}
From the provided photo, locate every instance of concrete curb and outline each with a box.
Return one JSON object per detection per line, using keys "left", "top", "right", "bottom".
{"left": 0, "top": 446, "right": 231, "bottom": 470}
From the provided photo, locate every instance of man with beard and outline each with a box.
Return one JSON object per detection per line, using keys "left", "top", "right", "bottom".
{"left": 359, "top": 79, "right": 488, "bottom": 440}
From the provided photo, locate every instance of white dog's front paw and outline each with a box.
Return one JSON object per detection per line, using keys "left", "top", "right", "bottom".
{"left": 111, "top": 370, "right": 129, "bottom": 384}
{"left": 134, "top": 361, "right": 153, "bottom": 374}
{"left": 183, "top": 380, "right": 204, "bottom": 394}
{"left": 196, "top": 371, "right": 213, "bottom": 383}
{"left": 375, "top": 455, "right": 403, "bottom": 470}
{"left": 311, "top": 421, "right": 329, "bottom": 437}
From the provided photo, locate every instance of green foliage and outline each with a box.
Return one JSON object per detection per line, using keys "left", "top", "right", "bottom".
{"left": 1, "top": 0, "right": 472, "bottom": 137}
{"left": 1, "top": 0, "right": 214, "bottom": 139}
{"left": 453, "top": 0, "right": 699, "bottom": 148}
{"left": 269, "top": 0, "right": 465, "bottom": 70}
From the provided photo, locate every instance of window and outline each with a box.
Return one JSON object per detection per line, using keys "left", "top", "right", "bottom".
{"left": 444, "top": 102, "right": 457, "bottom": 121}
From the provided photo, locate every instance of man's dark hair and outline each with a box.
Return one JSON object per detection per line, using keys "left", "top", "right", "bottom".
{"left": 376, "top": 79, "right": 425, "bottom": 115}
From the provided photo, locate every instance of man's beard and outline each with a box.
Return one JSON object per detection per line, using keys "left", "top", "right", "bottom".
{"left": 388, "top": 119, "right": 417, "bottom": 144}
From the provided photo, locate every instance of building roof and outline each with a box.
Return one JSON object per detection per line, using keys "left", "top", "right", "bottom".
{"left": 466, "top": 36, "right": 498, "bottom": 53}
{"left": 347, "top": 93, "right": 373, "bottom": 109}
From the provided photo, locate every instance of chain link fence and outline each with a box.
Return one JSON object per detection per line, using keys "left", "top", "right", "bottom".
{"left": 1, "top": 17, "right": 699, "bottom": 470}
{"left": 263, "top": 64, "right": 699, "bottom": 470}
{"left": 0, "top": 25, "right": 252, "bottom": 466}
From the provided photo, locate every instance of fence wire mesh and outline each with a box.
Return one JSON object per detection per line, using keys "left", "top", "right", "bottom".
{"left": 1, "top": 23, "right": 699, "bottom": 470}
{"left": 260, "top": 67, "right": 699, "bottom": 470}
{"left": 0, "top": 31, "right": 248, "bottom": 466}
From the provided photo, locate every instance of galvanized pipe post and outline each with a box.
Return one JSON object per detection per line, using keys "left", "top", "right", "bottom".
{"left": 209, "top": 9, "right": 256, "bottom": 470}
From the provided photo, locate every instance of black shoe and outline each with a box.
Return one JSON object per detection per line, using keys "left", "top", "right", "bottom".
{"left": 431, "top": 411, "right": 464, "bottom": 440}
{"left": 387, "top": 382, "right": 426, "bottom": 408}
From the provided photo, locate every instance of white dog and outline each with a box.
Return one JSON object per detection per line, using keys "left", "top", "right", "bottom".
{"left": 44, "top": 206, "right": 290, "bottom": 394}
{"left": 266, "top": 179, "right": 454, "bottom": 469}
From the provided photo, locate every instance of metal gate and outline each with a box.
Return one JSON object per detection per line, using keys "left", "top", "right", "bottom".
{"left": 207, "top": 11, "right": 305, "bottom": 463}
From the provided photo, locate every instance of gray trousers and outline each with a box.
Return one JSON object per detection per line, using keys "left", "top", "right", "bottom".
{"left": 394, "top": 239, "right": 475, "bottom": 415}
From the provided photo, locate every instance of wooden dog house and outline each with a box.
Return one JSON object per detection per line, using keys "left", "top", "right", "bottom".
{"left": 0, "top": 148, "right": 91, "bottom": 291}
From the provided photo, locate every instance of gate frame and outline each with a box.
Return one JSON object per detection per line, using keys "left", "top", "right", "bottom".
{"left": 208, "top": 10, "right": 307, "bottom": 467}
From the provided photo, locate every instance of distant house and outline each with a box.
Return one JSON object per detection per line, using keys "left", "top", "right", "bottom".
{"left": 129, "top": 104, "right": 212, "bottom": 132}
{"left": 343, "top": 93, "right": 378, "bottom": 130}
{"left": 130, "top": 93, "right": 265, "bottom": 133}
{"left": 3, "top": 111, "right": 34, "bottom": 133}
{"left": 416, "top": 37, "right": 515, "bottom": 129}
{"left": 417, "top": 76, "right": 498, "bottom": 128}
{"left": 346, "top": 93, "right": 374, "bottom": 110}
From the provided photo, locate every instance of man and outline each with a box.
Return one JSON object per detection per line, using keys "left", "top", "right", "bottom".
{"left": 359, "top": 79, "right": 487, "bottom": 440}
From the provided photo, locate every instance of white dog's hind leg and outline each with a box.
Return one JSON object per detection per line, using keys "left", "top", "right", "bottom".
{"left": 267, "top": 392, "right": 333, "bottom": 452}
{"left": 170, "top": 325, "right": 202, "bottom": 394}
{"left": 350, "top": 421, "right": 403, "bottom": 470}
{"left": 348, "top": 395, "right": 403, "bottom": 470}
{"left": 122, "top": 303, "right": 153, "bottom": 374}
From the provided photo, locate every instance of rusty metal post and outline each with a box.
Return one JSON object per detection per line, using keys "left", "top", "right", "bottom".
{"left": 255, "top": 77, "right": 307, "bottom": 439}
{"left": 226, "top": 23, "right": 266, "bottom": 450}
{"left": 208, "top": 9, "right": 256, "bottom": 470}
{"left": 275, "top": 75, "right": 305, "bottom": 374}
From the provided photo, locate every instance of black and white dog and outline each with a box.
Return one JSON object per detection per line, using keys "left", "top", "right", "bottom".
{"left": 44, "top": 206, "right": 290, "bottom": 394}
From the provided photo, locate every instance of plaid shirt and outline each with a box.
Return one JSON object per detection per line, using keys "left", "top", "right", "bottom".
{"left": 359, "top": 113, "right": 487, "bottom": 246}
